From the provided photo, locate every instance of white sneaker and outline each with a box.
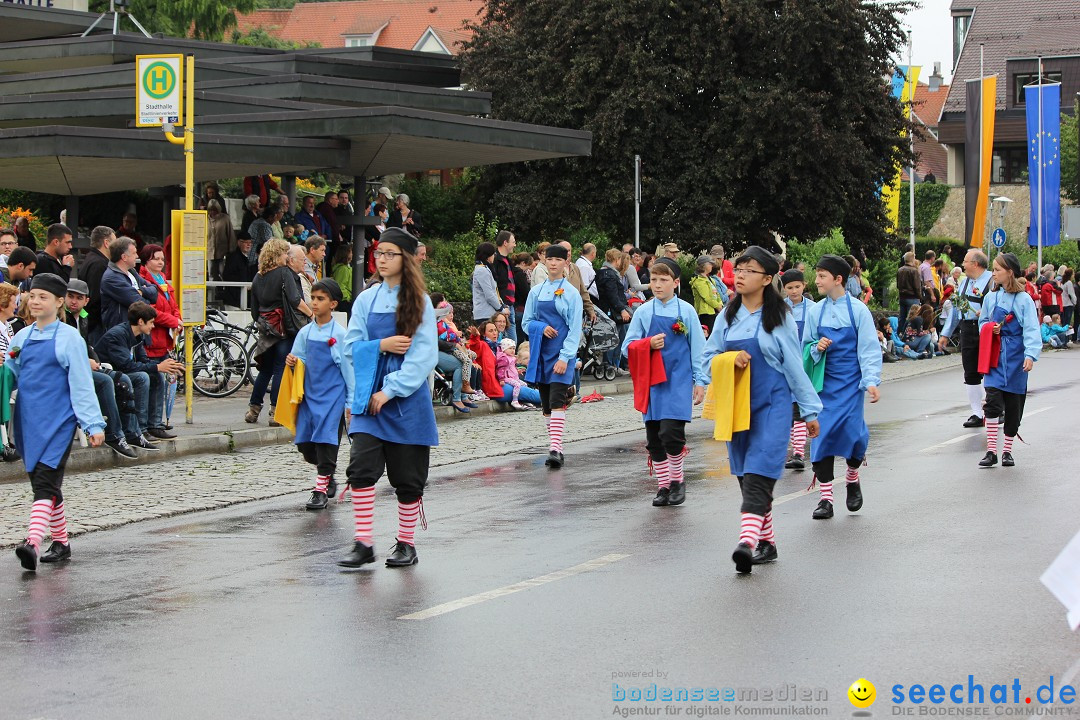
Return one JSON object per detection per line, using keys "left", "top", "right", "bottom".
{"left": 511, "top": 400, "right": 524, "bottom": 410}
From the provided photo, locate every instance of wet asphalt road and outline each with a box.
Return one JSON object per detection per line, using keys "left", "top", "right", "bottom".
{"left": 2, "top": 353, "right": 1080, "bottom": 719}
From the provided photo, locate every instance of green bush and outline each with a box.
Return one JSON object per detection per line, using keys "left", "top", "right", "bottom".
{"left": 1003, "top": 238, "right": 1080, "bottom": 272}
{"left": 897, "top": 184, "right": 951, "bottom": 236}
{"left": 866, "top": 248, "right": 901, "bottom": 311}
{"left": 785, "top": 229, "right": 850, "bottom": 271}
{"left": 913, "top": 235, "right": 965, "bottom": 260}
{"left": 568, "top": 224, "right": 614, "bottom": 255}
{"left": 425, "top": 230, "right": 479, "bottom": 302}
{"left": 398, "top": 179, "right": 477, "bottom": 241}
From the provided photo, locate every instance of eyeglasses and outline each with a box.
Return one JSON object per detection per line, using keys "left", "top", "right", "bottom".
{"left": 372, "top": 250, "right": 402, "bottom": 259}
{"left": 732, "top": 267, "right": 769, "bottom": 276}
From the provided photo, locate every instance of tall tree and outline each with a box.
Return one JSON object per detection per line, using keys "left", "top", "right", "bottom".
{"left": 461, "top": 0, "right": 914, "bottom": 256}
{"left": 90, "top": 0, "right": 257, "bottom": 41}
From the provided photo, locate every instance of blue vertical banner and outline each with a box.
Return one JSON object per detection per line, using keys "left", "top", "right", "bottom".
{"left": 1026, "top": 82, "right": 1062, "bottom": 247}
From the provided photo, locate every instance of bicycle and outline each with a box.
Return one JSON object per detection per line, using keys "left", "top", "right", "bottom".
{"left": 205, "top": 309, "right": 260, "bottom": 387}
{"left": 174, "top": 323, "right": 251, "bottom": 399}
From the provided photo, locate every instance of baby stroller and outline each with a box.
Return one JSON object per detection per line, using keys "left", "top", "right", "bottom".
{"left": 580, "top": 309, "right": 621, "bottom": 381}
{"left": 432, "top": 367, "right": 453, "bottom": 406}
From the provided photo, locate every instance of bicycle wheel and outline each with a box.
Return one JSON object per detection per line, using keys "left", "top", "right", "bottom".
{"left": 190, "top": 333, "right": 250, "bottom": 398}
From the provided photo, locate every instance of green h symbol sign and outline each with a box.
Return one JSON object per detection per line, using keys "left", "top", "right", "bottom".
{"left": 143, "top": 61, "right": 176, "bottom": 100}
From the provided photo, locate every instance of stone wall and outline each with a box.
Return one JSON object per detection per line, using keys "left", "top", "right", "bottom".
{"left": 930, "top": 183, "right": 1034, "bottom": 244}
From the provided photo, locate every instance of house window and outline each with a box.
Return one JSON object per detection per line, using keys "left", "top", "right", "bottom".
{"left": 1015, "top": 72, "right": 1063, "bottom": 105}
{"left": 345, "top": 35, "right": 373, "bottom": 48}
{"left": 992, "top": 146, "right": 1028, "bottom": 184}
{"left": 952, "top": 13, "right": 971, "bottom": 68}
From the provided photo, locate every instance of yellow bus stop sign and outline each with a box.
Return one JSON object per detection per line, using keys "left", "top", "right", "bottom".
{"left": 135, "top": 54, "right": 183, "bottom": 128}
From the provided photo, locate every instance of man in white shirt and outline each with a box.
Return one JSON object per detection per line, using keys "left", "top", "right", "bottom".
{"left": 575, "top": 243, "right": 599, "bottom": 300}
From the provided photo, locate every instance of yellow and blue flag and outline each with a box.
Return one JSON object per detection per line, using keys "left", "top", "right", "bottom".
{"left": 882, "top": 65, "right": 920, "bottom": 232}
{"left": 1026, "top": 82, "right": 1062, "bottom": 247}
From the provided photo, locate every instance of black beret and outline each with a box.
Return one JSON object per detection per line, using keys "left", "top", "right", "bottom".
{"left": 737, "top": 245, "right": 780, "bottom": 276}
{"left": 29, "top": 272, "right": 68, "bottom": 299}
{"left": 544, "top": 244, "right": 569, "bottom": 260}
{"left": 654, "top": 257, "right": 681, "bottom": 280}
{"left": 781, "top": 269, "right": 805, "bottom": 286}
{"left": 311, "top": 278, "right": 343, "bottom": 302}
{"left": 816, "top": 254, "right": 851, "bottom": 281}
{"left": 378, "top": 227, "right": 418, "bottom": 255}
{"left": 998, "top": 252, "right": 1022, "bottom": 278}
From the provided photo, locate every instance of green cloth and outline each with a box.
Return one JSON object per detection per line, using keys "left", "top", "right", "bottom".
{"left": 0, "top": 363, "right": 14, "bottom": 424}
{"left": 332, "top": 263, "right": 353, "bottom": 302}
{"left": 690, "top": 274, "right": 721, "bottom": 315}
{"left": 802, "top": 342, "right": 825, "bottom": 393}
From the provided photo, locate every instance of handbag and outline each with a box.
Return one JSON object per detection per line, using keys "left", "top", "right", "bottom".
{"left": 281, "top": 278, "right": 310, "bottom": 337}
{"left": 258, "top": 309, "right": 285, "bottom": 339}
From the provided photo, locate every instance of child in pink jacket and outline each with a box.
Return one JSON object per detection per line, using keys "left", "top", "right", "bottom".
{"left": 496, "top": 338, "right": 527, "bottom": 409}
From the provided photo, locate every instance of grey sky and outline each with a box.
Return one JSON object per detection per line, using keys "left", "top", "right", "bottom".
{"left": 903, "top": 0, "right": 954, "bottom": 83}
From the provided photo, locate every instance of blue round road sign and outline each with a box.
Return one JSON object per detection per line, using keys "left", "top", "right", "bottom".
{"left": 992, "top": 228, "right": 1006, "bottom": 248}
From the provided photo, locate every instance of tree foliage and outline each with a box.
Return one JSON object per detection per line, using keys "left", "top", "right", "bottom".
{"left": 460, "top": 0, "right": 914, "bottom": 258}
{"left": 1061, "top": 104, "right": 1078, "bottom": 205}
{"left": 89, "top": 0, "right": 258, "bottom": 41}
{"left": 231, "top": 27, "right": 320, "bottom": 50}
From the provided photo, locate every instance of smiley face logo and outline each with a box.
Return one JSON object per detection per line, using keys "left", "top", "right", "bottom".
{"left": 848, "top": 678, "right": 876, "bottom": 708}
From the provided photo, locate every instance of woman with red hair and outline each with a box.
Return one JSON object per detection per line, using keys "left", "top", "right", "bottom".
{"left": 138, "top": 244, "right": 182, "bottom": 427}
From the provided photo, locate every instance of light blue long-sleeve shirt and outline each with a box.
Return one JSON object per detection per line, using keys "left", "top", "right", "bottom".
{"left": 980, "top": 289, "right": 1042, "bottom": 362}
{"left": 941, "top": 268, "right": 992, "bottom": 338}
{"left": 8, "top": 319, "right": 106, "bottom": 436}
{"left": 620, "top": 295, "right": 709, "bottom": 386}
{"left": 344, "top": 282, "right": 437, "bottom": 400}
{"left": 784, "top": 295, "right": 818, "bottom": 340}
{"left": 702, "top": 305, "right": 822, "bottom": 422}
{"left": 291, "top": 317, "right": 355, "bottom": 410}
{"left": 521, "top": 278, "right": 583, "bottom": 364}
{"left": 804, "top": 293, "right": 882, "bottom": 390}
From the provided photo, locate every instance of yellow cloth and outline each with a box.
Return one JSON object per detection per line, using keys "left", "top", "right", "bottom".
{"left": 701, "top": 352, "right": 751, "bottom": 442}
{"left": 273, "top": 359, "right": 305, "bottom": 433}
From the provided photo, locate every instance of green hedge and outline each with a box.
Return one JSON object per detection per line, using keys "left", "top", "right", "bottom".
{"left": 897, "top": 184, "right": 951, "bottom": 236}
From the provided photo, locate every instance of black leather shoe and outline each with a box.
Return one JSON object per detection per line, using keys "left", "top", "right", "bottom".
{"left": 128, "top": 435, "right": 159, "bottom": 451}
{"left": 978, "top": 451, "right": 998, "bottom": 468}
{"left": 963, "top": 415, "right": 985, "bottom": 428}
{"left": 732, "top": 542, "right": 754, "bottom": 574}
{"left": 15, "top": 541, "right": 37, "bottom": 571}
{"left": 385, "top": 541, "right": 418, "bottom": 567}
{"left": 1001, "top": 452, "right": 1015, "bottom": 467}
{"left": 545, "top": 451, "right": 563, "bottom": 469}
{"left": 40, "top": 541, "right": 71, "bottom": 563}
{"left": 785, "top": 454, "right": 805, "bottom": 470}
{"left": 337, "top": 542, "right": 375, "bottom": 568}
{"left": 667, "top": 481, "right": 686, "bottom": 505}
{"left": 846, "top": 481, "right": 863, "bottom": 512}
{"left": 325, "top": 477, "right": 338, "bottom": 500}
{"left": 652, "top": 487, "right": 670, "bottom": 506}
{"left": 305, "top": 491, "right": 328, "bottom": 510}
{"left": 751, "top": 541, "right": 777, "bottom": 565}
{"left": 147, "top": 427, "right": 176, "bottom": 440}
{"left": 812, "top": 500, "right": 834, "bottom": 519}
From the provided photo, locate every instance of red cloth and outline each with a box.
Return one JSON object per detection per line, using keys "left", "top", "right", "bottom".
{"left": 138, "top": 266, "right": 182, "bottom": 356}
{"left": 721, "top": 259, "right": 735, "bottom": 294}
{"left": 467, "top": 335, "right": 504, "bottom": 399}
{"left": 627, "top": 338, "right": 667, "bottom": 414}
{"left": 977, "top": 313, "right": 1014, "bottom": 375}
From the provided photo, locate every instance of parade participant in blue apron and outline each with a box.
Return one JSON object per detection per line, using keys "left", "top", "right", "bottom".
{"left": 621, "top": 258, "right": 708, "bottom": 507}
{"left": 286, "top": 278, "right": 354, "bottom": 510}
{"left": 939, "top": 249, "right": 994, "bottom": 428}
{"left": 10, "top": 273, "right": 105, "bottom": 572}
{"left": 521, "top": 243, "right": 582, "bottom": 469}
{"left": 804, "top": 255, "right": 882, "bottom": 521}
{"left": 977, "top": 253, "right": 1041, "bottom": 468}
{"left": 338, "top": 228, "right": 438, "bottom": 570}
{"left": 704, "top": 247, "right": 821, "bottom": 574}
{"left": 782, "top": 269, "right": 817, "bottom": 471}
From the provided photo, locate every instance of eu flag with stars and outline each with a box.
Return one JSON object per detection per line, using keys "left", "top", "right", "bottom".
{"left": 1026, "top": 82, "right": 1062, "bottom": 247}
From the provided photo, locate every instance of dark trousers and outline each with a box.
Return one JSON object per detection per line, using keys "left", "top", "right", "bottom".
{"left": 298, "top": 442, "right": 338, "bottom": 477}
{"left": 811, "top": 457, "right": 862, "bottom": 484}
{"left": 30, "top": 446, "right": 72, "bottom": 502}
{"left": 538, "top": 382, "right": 573, "bottom": 414}
{"left": 959, "top": 320, "right": 983, "bottom": 385}
{"left": 346, "top": 432, "right": 428, "bottom": 503}
{"left": 645, "top": 420, "right": 687, "bottom": 461}
{"left": 984, "top": 387, "right": 1026, "bottom": 437}
{"left": 738, "top": 473, "right": 776, "bottom": 516}
{"left": 250, "top": 338, "right": 290, "bottom": 407}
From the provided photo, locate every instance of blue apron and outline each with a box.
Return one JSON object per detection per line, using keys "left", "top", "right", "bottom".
{"left": 725, "top": 314, "right": 792, "bottom": 479}
{"left": 984, "top": 293, "right": 1027, "bottom": 395}
{"left": 643, "top": 308, "right": 692, "bottom": 422}
{"left": 14, "top": 322, "right": 76, "bottom": 471}
{"left": 526, "top": 281, "right": 576, "bottom": 385}
{"left": 348, "top": 288, "right": 439, "bottom": 447}
{"left": 809, "top": 296, "right": 869, "bottom": 462}
{"left": 295, "top": 327, "right": 346, "bottom": 446}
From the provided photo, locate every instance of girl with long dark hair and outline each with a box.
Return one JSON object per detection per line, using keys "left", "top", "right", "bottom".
{"left": 703, "top": 247, "right": 821, "bottom": 574}
{"left": 339, "top": 228, "right": 438, "bottom": 569}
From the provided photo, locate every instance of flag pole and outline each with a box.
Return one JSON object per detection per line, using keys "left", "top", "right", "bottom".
{"left": 908, "top": 31, "right": 916, "bottom": 254}
{"left": 1037, "top": 56, "right": 1044, "bottom": 271}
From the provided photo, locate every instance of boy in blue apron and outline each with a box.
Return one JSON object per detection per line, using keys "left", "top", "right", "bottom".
{"left": 621, "top": 258, "right": 707, "bottom": 506}
{"left": 782, "top": 269, "right": 817, "bottom": 471}
{"left": 11, "top": 273, "right": 106, "bottom": 572}
{"left": 804, "top": 255, "right": 882, "bottom": 520}
{"left": 703, "top": 247, "right": 821, "bottom": 574}
{"left": 977, "top": 253, "right": 1041, "bottom": 468}
{"left": 338, "top": 229, "right": 438, "bottom": 569}
{"left": 521, "top": 244, "right": 583, "bottom": 469}
{"left": 286, "top": 279, "right": 354, "bottom": 510}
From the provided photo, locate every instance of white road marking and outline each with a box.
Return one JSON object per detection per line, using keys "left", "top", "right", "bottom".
{"left": 398, "top": 553, "right": 630, "bottom": 621}
{"left": 918, "top": 407, "right": 1054, "bottom": 453}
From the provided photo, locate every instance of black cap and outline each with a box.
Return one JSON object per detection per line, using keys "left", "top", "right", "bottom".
{"left": 29, "top": 272, "right": 68, "bottom": 298}
{"left": 654, "top": 257, "right": 681, "bottom": 280}
{"left": 311, "top": 278, "right": 343, "bottom": 302}
{"left": 545, "top": 244, "right": 569, "bottom": 260}
{"left": 998, "top": 252, "right": 1022, "bottom": 278}
{"left": 781, "top": 269, "right": 805, "bottom": 286}
{"left": 737, "top": 245, "right": 780, "bottom": 276}
{"left": 378, "top": 227, "right": 418, "bottom": 255}
{"left": 816, "top": 254, "right": 851, "bottom": 282}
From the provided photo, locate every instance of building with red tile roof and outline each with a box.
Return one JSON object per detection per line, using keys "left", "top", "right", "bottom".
{"left": 910, "top": 69, "right": 949, "bottom": 183}
{"left": 236, "top": 0, "right": 484, "bottom": 54}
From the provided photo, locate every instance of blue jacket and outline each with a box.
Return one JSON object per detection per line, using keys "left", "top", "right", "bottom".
{"left": 96, "top": 323, "right": 158, "bottom": 376}
{"left": 98, "top": 264, "right": 158, "bottom": 341}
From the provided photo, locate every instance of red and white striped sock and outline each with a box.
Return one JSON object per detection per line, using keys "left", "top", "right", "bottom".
{"left": 791, "top": 421, "right": 807, "bottom": 456}
{"left": 819, "top": 482, "right": 834, "bottom": 503}
{"left": 26, "top": 499, "right": 51, "bottom": 549}
{"left": 760, "top": 511, "right": 775, "bottom": 545}
{"left": 314, "top": 475, "right": 330, "bottom": 493}
{"left": 738, "top": 513, "right": 765, "bottom": 547}
{"left": 351, "top": 486, "right": 375, "bottom": 546}
{"left": 1003, "top": 435, "right": 1015, "bottom": 454}
{"left": 667, "top": 452, "right": 684, "bottom": 485}
{"left": 845, "top": 466, "right": 860, "bottom": 485}
{"left": 653, "top": 458, "right": 671, "bottom": 490}
{"left": 50, "top": 500, "right": 68, "bottom": 545}
{"left": 397, "top": 500, "right": 421, "bottom": 546}
{"left": 985, "top": 418, "right": 1000, "bottom": 454}
{"left": 548, "top": 410, "right": 566, "bottom": 453}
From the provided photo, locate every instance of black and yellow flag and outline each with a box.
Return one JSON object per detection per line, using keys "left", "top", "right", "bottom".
{"left": 964, "top": 76, "right": 997, "bottom": 248}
